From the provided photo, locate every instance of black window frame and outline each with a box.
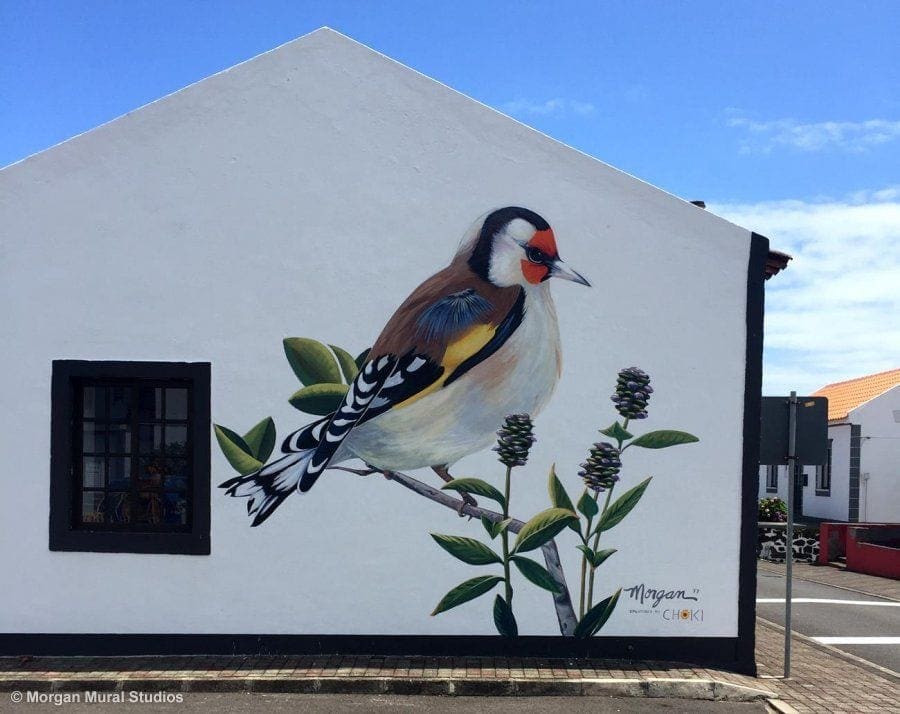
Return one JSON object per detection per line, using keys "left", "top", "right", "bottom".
{"left": 816, "top": 438, "right": 832, "bottom": 496}
{"left": 50, "top": 360, "right": 210, "bottom": 555}
{"left": 765, "top": 464, "right": 778, "bottom": 493}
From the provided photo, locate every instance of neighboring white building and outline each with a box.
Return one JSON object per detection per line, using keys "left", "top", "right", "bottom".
{"left": 760, "top": 368, "right": 900, "bottom": 522}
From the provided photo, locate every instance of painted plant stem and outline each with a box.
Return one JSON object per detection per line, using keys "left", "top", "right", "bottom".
{"left": 578, "top": 496, "right": 595, "bottom": 619}
{"left": 502, "top": 465, "right": 513, "bottom": 606}
{"left": 585, "top": 416, "right": 628, "bottom": 612}
{"left": 339, "top": 465, "right": 578, "bottom": 636}
{"left": 587, "top": 486, "right": 614, "bottom": 610}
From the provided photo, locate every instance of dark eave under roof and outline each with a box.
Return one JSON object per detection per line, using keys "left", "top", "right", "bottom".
{"left": 765, "top": 249, "right": 792, "bottom": 280}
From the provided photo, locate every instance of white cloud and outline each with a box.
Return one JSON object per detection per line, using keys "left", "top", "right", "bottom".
{"left": 709, "top": 191, "right": 900, "bottom": 395}
{"left": 726, "top": 115, "right": 900, "bottom": 153}
{"left": 501, "top": 98, "right": 596, "bottom": 118}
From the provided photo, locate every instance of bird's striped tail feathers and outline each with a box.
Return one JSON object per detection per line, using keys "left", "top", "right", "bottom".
{"left": 218, "top": 417, "right": 328, "bottom": 526}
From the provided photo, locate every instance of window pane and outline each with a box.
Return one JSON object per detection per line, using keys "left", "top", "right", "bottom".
{"left": 165, "top": 425, "right": 188, "bottom": 455}
{"left": 106, "top": 492, "right": 130, "bottom": 524}
{"left": 107, "top": 424, "right": 132, "bottom": 453}
{"left": 108, "top": 386, "right": 132, "bottom": 421}
{"left": 163, "top": 492, "right": 189, "bottom": 525}
{"left": 82, "top": 457, "right": 105, "bottom": 488}
{"left": 82, "top": 386, "right": 107, "bottom": 419}
{"left": 139, "top": 424, "right": 163, "bottom": 454}
{"left": 82, "top": 423, "right": 106, "bottom": 453}
{"left": 164, "top": 458, "right": 189, "bottom": 490}
{"left": 81, "top": 492, "right": 107, "bottom": 525}
{"left": 138, "top": 457, "right": 166, "bottom": 489}
{"left": 133, "top": 492, "right": 164, "bottom": 525}
{"left": 107, "top": 457, "right": 131, "bottom": 490}
{"left": 165, "top": 388, "right": 188, "bottom": 420}
{"left": 138, "top": 387, "right": 163, "bottom": 420}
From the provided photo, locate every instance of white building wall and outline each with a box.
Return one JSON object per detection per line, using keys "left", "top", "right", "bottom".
{"left": 0, "top": 30, "right": 753, "bottom": 638}
{"left": 852, "top": 386, "right": 900, "bottom": 523}
{"left": 801, "top": 424, "right": 852, "bottom": 522}
{"left": 758, "top": 464, "right": 787, "bottom": 502}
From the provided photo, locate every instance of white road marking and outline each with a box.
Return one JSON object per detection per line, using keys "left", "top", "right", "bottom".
{"left": 812, "top": 636, "right": 900, "bottom": 645}
{"left": 757, "top": 598, "right": 900, "bottom": 606}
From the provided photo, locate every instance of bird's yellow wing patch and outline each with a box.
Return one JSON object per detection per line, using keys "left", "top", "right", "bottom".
{"left": 392, "top": 323, "right": 497, "bottom": 409}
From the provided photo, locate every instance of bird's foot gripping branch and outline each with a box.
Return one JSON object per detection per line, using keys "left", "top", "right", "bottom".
{"left": 215, "top": 339, "right": 698, "bottom": 638}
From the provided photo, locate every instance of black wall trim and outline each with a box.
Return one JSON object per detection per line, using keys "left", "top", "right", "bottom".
{"left": 737, "top": 233, "right": 768, "bottom": 675}
{"left": 49, "top": 360, "right": 211, "bottom": 555}
{"left": 0, "top": 634, "right": 744, "bottom": 669}
{"left": 848, "top": 424, "right": 861, "bottom": 522}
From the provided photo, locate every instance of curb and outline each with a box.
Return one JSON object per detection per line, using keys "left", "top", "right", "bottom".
{"left": 757, "top": 617, "right": 899, "bottom": 683}
{"left": 757, "top": 562, "right": 900, "bottom": 603}
{"left": 0, "top": 676, "right": 776, "bottom": 701}
{"left": 766, "top": 697, "right": 801, "bottom": 714}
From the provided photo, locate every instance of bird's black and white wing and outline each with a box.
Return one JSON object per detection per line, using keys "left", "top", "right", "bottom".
{"left": 293, "top": 351, "right": 443, "bottom": 491}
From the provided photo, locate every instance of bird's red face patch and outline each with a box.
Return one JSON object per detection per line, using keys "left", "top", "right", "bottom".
{"left": 521, "top": 260, "right": 549, "bottom": 284}
{"left": 528, "top": 229, "right": 559, "bottom": 259}
{"left": 521, "top": 229, "right": 558, "bottom": 284}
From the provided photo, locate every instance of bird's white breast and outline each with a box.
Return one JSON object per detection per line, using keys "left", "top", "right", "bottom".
{"left": 345, "top": 287, "right": 561, "bottom": 471}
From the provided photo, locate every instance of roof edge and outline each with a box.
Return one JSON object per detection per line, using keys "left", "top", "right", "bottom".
{"left": 0, "top": 27, "right": 338, "bottom": 172}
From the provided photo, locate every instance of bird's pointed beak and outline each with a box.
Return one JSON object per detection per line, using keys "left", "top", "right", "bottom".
{"left": 550, "top": 259, "right": 591, "bottom": 287}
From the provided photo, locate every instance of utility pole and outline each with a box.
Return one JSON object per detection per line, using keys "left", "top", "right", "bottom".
{"left": 784, "top": 391, "right": 797, "bottom": 678}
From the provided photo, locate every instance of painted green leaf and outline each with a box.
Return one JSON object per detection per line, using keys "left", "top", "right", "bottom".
{"left": 591, "top": 547, "right": 617, "bottom": 568}
{"left": 512, "top": 555, "right": 563, "bottom": 594}
{"left": 283, "top": 337, "right": 342, "bottom": 386}
{"left": 577, "top": 491, "right": 599, "bottom": 519}
{"left": 548, "top": 463, "right": 576, "bottom": 514}
{"left": 578, "top": 546, "right": 617, "bottom": 569}
{"left": 493, "top": 595, "right": 518, "bottom": 637}
{"left": 441, "top": 478, "right": 506, "bottom": 509}
{"left": 512, "top": 508, "right": 578, "bottom": 554}
{"left": 596, "top": 478, "right": 652, "bottom": 533}
{"left": 354, "top": 348, "right": 371, "bottom": 370}
{"left": 329, "top": 344, "right": 359, "bottom": 384}
{"left": 600, "top": 421, "right": 633, "bottom": 442}
{"left": 480, "top": 517, "right": 513, "bottom": 539}
{"left": 431, "top": 575, "right": 503, "bottom": 616}
{"left": 288, "top": 383, "right": 348, "bottom": 415}
{"left": 242, "top": 417, "right": 276, "bottom": 463}
{"left": 629, "top": 430, "right": 699, "bottom": 449}
{"left": 214, "top": 424, "right": 263, "bottom": 476}
{"left": 574, "top": 589, "right": 621, "bottom": 639}
{"left": 431, "top": 534, "right": 503, "bottom": 565}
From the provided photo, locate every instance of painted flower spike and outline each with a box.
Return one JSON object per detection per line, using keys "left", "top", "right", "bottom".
{"left": 579, "top": 441, "right": 621, "bottom": 492}
{"left": 494, "top": 413, "right": 536, "bottom": 468}
{"left": 611, "top": 367, "right": 653, "bottom": 420}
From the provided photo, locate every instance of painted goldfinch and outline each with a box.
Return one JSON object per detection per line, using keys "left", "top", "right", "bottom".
{"left": 222, "top": 207, "right": 590, "bottom": 524}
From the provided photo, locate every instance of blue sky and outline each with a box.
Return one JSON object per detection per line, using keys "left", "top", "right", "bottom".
{"left": 2, "top": 1, "right": 898, "bottom": 393}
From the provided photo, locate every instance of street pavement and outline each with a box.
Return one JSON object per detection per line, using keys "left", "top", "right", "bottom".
{"left": 757, "top": 567, "right": 900, "bottom": 672}
{"left": 0, "top": 693, "right": 770, "bottom": 713}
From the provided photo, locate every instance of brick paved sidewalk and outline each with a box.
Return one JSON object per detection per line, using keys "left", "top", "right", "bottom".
{"left": 1, "top": 621, "right": 897, "bottom": 712}
{"left": 758, "top": 560, "right": 900, "bottom": 601}
{"left": 756, "top": 620, "right": 898, "bottom": 713}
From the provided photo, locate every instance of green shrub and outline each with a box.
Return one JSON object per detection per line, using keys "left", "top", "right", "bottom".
{"left": 759, "top": 497, "right": 787, "bottom": 523}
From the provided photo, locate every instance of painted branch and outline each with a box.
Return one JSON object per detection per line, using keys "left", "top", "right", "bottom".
{"left": 374, "top": 468, "right": 578, "bottom": 637}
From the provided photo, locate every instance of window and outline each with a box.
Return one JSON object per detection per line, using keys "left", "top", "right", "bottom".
{"left": 50, "top": 361, "right": 210, "bottom": 554}
{"left": 816, "top": 439, "right": 832, "bottom": 495}
{"left": 765, "top": 465, "right": 778, "bottom": 493}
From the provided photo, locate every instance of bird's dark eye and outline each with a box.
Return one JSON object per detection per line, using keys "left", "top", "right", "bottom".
{"left": 525, "top": 246, "right": 545, "bottom": 264}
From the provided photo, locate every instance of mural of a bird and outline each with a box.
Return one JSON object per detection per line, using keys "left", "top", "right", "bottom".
{"left": 221, "top": 207, "right": 590, "bottom": 525}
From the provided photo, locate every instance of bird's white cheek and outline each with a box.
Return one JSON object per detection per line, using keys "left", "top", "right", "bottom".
{"left": 488, "top": 240, "right": 527, "bottom": 287}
